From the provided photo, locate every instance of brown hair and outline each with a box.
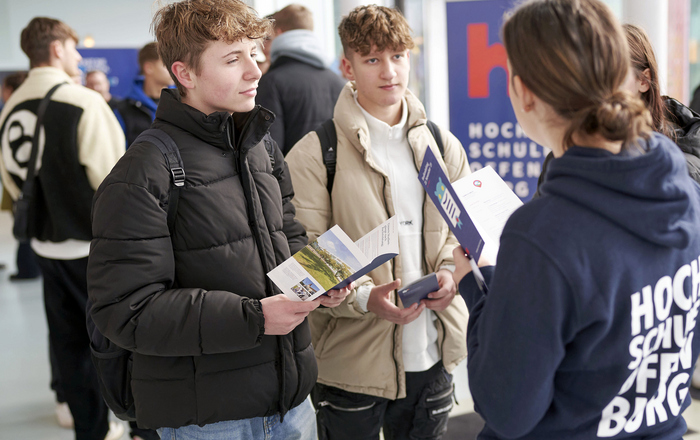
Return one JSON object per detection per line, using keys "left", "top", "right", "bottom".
{"left": 2, "top": 71, "right": 29, "bottom": 93}
{"left": 138, "top": 42, "right": 161, "bottom": 73}
{"left": 272, "top": 4, "right": 313, "bottom": 32}
{"left": 503, "top": 0, "right": 652, "bottom": 151}
{"left": 152, "top": 0, "right": 272, "bottom": 97}
{"left": 20, "top": 17, "right": 79, "bottom": 68}
{"left": 623, "top": 23, "right": 674, "bottom": 139}
{"left": 338, "top": 5, "right": 415, "bottom": 57}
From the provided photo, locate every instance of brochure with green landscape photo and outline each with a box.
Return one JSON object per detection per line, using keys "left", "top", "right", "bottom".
{"left": 267, "top": 216, "right": 399, "bottom": 301}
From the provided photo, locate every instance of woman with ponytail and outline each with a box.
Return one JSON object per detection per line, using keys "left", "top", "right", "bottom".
{"left": 451, "top": 0, "right": 700, "bottom": 438}
{"left": 534, "top": 23, "right": 700, "bottom": 196}
{"left": 624, "top": 23, "right": 700, "bottom": 184}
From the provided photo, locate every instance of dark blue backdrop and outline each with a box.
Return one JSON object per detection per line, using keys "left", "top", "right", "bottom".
{"left": 447, "top": 0, "right": 549, "bottom": 201}
{"left": 78, "top": 48, "right": 140, "bottom": 100}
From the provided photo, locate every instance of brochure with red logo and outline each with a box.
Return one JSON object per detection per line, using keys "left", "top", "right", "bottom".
{"left": 419, "top": 148, "right": 523, "bottom": 291}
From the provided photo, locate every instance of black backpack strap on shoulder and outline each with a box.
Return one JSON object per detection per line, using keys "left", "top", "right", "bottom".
{"left": 426, "top": 120, "right": 444, "bottom": 158}
{"left": 133, "top": 128, "right": 184, "bottom": 234}
{"left": 263, "top": 135, "right": 276, "bottom": 169}
{"left": 314, "top": 119, "right": 337, "bottom": 194}
{"left": 12, "top": 81, "right": 66, "bottom": 241}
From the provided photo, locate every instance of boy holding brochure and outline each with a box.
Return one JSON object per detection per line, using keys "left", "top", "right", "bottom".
{"left": 286, "top": 5, "right": 469, "bottom": 439}
{"left": 87, "top": 0, "right": 351, "bottom": 438}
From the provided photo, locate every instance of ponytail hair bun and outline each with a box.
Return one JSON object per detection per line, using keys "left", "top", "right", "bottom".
{"left": 503, "top": 0, "right": 654, "bottom": 152}
{"left": 568, "top": 91, "right": 652, "bottom": 148}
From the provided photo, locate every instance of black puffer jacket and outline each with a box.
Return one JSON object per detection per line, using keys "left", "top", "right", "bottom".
{"left": 87, "top": 89, "right": 314, "bottom": 429}
{"left": 257, "top": 56, "right": 346, "bottom": 155}
{"left": 664, "top": 97, "right": 700, "bottom": 184}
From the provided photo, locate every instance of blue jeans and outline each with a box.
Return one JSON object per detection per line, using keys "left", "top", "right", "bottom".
{"left": 157, "top": 398, "right": 317, "bottom": 440}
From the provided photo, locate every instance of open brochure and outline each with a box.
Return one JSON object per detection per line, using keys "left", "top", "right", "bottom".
{"left": 451, "top": 165, "right": 523, "bottom": 255}
{"left": 419, "top": 148, "right": 522, "bottom": 290}
{"left": 268, "top": 216, "right": 399, "bottom": 301}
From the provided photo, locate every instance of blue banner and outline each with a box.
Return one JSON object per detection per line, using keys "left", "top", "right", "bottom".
{"left": 447, "top": 0, "right": 549, "bottom": 201}
{"left": 78, "top": 48, "right": 140, "bottom": 99}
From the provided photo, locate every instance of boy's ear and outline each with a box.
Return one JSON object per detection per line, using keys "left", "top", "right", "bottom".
{"left": 171, "top": 61, "right": 195, "bottom": 90}
{"left": 142, "top": 60, "right": 154, "bottom": 76}
{"left": 50, "top": 40, "right": 63, "bottom": 61}
{"left": 340, "top": 55, "right": 354, "bottom": 81}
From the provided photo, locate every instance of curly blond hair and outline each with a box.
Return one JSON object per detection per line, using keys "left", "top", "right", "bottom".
{"left": 338, "top": 5, "right": 414, "bottom": 57}
{"left": 152, "top": 0, "right": 272, "bottom": 97}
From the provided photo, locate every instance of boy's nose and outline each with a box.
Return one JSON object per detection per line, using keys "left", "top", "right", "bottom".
{"left": 380, "top": 64, "right": 396, "bottom": 80}
{"left": 245, "top": 58, "right": 262, "bottom": 81}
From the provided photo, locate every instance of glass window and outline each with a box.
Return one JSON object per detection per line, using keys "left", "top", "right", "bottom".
{"left": 690, "top": 0, "right": 700, "bottom": 104}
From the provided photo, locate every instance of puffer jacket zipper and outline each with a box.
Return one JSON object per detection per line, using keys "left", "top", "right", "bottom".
{"left": 226, "top": 109, "right": 289, "bottom": 420}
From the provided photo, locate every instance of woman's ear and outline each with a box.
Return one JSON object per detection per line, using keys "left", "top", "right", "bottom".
{"left": 639, "top": 68, "right": 651, "bottom": 93}
{"left": 513, "top": 75, "right": 536, "bottom": 112}
{"left": 171, "top": 61, "right": 194, "bottom": 90}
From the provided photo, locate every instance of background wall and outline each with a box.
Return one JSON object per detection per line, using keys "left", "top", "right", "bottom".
{"left": 0, "top": 0, "right": 348, "bottom": 72}
{"left": 0, "top": 0, "right": 181, "bottom": 71}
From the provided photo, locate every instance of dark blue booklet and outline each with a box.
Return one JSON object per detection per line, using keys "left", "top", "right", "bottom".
{"left": 419, "top": 148, "right": 488, "bottom": 291}
{"left": 398, "top": 273, "right": 440, "bottom": 308}
{"left": 419, "top": 148, "right": 485, "bottom": 261}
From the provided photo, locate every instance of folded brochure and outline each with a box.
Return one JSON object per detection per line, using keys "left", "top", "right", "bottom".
{"left": 419, "top": 148, "right": 523, "bottom": 290}
{"left": 268, "top": 216, "right": 399, "bottom": 301}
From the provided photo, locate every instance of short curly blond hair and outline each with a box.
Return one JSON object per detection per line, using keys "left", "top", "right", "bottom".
{"left": 152, "top": 0, "right": 272, "bottom": 97}
{"left": 338, "top": 5, "right": 414, "bottom": 57}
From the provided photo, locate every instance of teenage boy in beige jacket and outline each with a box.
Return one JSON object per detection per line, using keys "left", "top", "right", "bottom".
{"left": 285, "top": 5, "right": 469, "bottom": 440}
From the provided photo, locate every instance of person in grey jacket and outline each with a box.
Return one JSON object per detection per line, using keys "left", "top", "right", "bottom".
{"left": 257, "top": 4, "right": 346, "bottom": 155}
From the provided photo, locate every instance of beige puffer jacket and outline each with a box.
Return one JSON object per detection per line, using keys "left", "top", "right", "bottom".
{"left": 286, "top": 83, "right": 469, "bottom": 399}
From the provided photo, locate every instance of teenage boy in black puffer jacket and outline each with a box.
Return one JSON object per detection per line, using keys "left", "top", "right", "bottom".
{"left": 87, "top": 1, "right": 351, "bottom": 438}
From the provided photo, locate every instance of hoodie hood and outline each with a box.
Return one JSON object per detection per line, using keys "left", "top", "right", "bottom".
{"left": 125, "top": 76, "right": 158, "bottom": 117}
{"left": 269, "top": 29, "right": 329, "bottom": 68}
{"left": 541, "top": 132, "right": 699, "bottom": 249}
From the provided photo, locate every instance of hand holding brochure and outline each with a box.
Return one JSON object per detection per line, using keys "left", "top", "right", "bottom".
{"left": 419, "top": 148, "right": 523, "bottom": 292}
{"left": 268, "top": 217, "right": 399, "bottom": 301}
{"left": 419, "top": 148, "right": 486, "bottom": 261}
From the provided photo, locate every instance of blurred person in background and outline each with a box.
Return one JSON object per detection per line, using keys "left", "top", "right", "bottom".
{"left": 112, "top": 42, "right": 174, "bottom": 146}
{"left": 85, "top": 70, "right": 120, "bottom": 108}
{"left": 1, "top": 71, "right": 41, "bottom": 282}
{"left": 0, "top": 16, "right": 125, "bottom": 440}
{"left": 534, "top": 23, "right": 700, "bottom": 198}
{"left": 256, "top": 4, "right": 346, "bottom": 155}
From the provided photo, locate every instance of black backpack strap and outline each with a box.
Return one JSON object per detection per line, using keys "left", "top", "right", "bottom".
{"left": 132, "top": 128, "right": 184, "bottom": 234}
{"left": 13, "top": 82, "right": 66, "bottom": 241}
{"left": 313, "top": 119, "right": 441, "bottom": 195}
{"left": 426, "top": 120, "right": 444, "bottom": 158}
{"left": 314, "top": 119, "right": 337, "bottom": 194}
{"left": 263, "top": 135, "right": 276, "bottom": 168}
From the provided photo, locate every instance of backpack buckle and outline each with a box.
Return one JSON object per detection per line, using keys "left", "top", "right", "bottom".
{"left": 171, "top": 167, "right": 185, "bottom": 187}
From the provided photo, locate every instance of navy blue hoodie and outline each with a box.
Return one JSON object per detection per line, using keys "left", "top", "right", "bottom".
{"left": 459, "top": 133, "right": 700, "bottom": 439}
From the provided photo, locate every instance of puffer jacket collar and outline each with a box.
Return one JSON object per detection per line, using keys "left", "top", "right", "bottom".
{"left": 155, "top": 88, "right": 275, "bottom": 153}
{"left": 665, "top": 96, "right": 700, "bottom": 159}
{"left": 334, "top": 82, "right": 428, "bottom": 160}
